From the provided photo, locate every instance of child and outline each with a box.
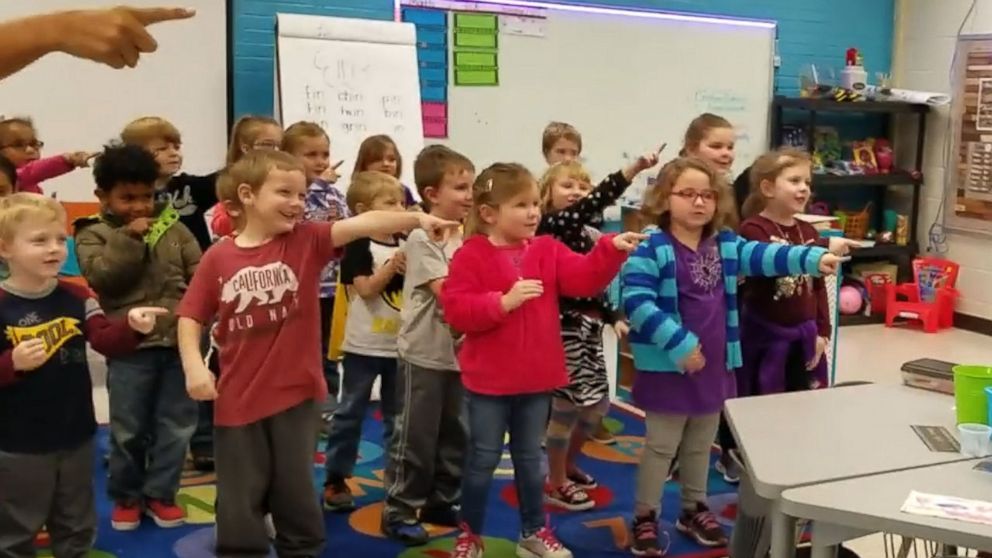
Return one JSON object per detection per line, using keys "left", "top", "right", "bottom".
{"left": 283, "top": 121, "right": 349, "bottom": 430}
{"left": 679, "top": 113, "right": 736, "bottom": 177}
{"left": 542, "top": 121, "right": 582, "bottom": 165}
{"left": 175, "top": 150, "right": 456, "bottom": 557}
{"left": 121, "top": 116, "right": 217, "bottom": 251}
{"left": 381, "top": 145, "right": 475, "bottom": 544}
{"left": 208, "top": 115, "right": 283, "bottom": 239}
{"left": 323, "top": 170, "right": 408, "bottom": 511}
{"left": 738, "top": 148, "right": 838, "bottom": 395}
{"left": 620, "top": 157, "right": 841, "bottom": 556}
{"left": 440, "top": 162, "right": 646, "bottom": 558}
{"left": 0, "top": 117, "right": 94, "bottom": 194}
{"left": 0, "top": 154, "right": 15, "bottom": 197}
{"left": 74, "top": 144, "right": 201, "bottom": 530}
{"left": 537, "top": 154, "right": 658, "bottom": 511}
{"left": 354, "top": 134, "right": 418, "bottom": 207}
{"left": 0, "top": 193, "right": 165, "bottom": 557}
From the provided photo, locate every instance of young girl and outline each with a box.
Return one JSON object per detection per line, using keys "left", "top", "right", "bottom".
{"left": 537, "top": 155, "right": 657, "bottom": 511}
{"left": 620, "top": 157, "right": 841, "bottom": 556}
{"left": 738, "top": 148, "right": 842, "bottom": 396}
{"left": 282, "top": 121, "right": 349, "bottom": 429}
{"left": 440, "top": 163, "right": 645, "bottom": 558}
{"left": 0, "top": 117, "right": 93, "bottom": 195}
{"left": 208, "top": 116, "right": 282, "bottom": 238}
{"left": 354, "top": 134, "right": 418, "bottom": 208}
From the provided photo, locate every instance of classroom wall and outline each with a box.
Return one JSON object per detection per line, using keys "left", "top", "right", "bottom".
{"left": 233, "top": 0, "right": 894, "bottom": 117}
{"left": 894, "top": 0, "right": 992, "bottom": 320}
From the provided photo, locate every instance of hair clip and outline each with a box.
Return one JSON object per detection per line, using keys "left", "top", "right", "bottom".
{"left": 484, "top": 178, "right": 493, "bottom": 192}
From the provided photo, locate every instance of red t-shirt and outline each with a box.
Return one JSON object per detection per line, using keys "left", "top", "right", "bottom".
{"left": 177, "top": 221, "right": 338, "bottom": 426}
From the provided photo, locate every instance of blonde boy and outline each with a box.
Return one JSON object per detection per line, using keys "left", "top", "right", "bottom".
{"left": 176, "top": 152, "right": 455, "bottom": 557}
{"left": 542, "top": 121, "right": 582, "bottom": 165}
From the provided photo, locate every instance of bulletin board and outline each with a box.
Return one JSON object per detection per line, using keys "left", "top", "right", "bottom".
{"left": 947, "top": 34, "right": 992, "bottom": 235}
{"left": 396, "top": 0, "right": 776, "bottom": 200}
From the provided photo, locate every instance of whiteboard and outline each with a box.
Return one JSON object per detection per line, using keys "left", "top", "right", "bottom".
{"left": 276, "top": 14, "right": 424, "bottom": 191}
{"left": 0, "top": 0, "right": 228, "bottom": 202}
{"left": 404, "top": 2, "right": 775, "bottom": 210}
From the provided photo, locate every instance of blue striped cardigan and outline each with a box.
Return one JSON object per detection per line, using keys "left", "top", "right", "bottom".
{"left": 620, "top": 227, "right": 828, "bottom": 373}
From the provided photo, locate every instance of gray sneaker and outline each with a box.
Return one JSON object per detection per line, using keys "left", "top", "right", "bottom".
{"left": 517, "top": 526, "right": 573, "bottom": 558}
{"left": 715, "top": 449, "right": 742, "bottom": 484}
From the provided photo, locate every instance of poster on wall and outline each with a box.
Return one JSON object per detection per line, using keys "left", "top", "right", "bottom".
{"left": 948, "top": 35, "right": 992, "bottom": 234}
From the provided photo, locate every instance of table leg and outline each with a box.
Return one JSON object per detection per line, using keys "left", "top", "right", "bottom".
{"left": 770, "top": 500, "right": 797, "bottom": 558}
{"left": 731, "top": 467, "right": 772, "bottom": 558}
{"left": 811, "top": 540, "right": 837, "bottom": 558}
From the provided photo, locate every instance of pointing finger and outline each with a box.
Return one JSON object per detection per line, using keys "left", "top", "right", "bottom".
{"left": 130, "top": 7, "right": 197, "bottom": 26}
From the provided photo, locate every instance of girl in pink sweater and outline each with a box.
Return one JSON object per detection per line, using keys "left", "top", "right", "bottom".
{"left": 0, "top": 117, "right": 93, "bottom": 194}
{"left": 440, "top": 163, "right": 644, "bottom": 558}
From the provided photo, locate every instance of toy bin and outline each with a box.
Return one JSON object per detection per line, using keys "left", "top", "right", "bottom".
{"left": 953, "top": 365, "right": 992, "bottom": 424}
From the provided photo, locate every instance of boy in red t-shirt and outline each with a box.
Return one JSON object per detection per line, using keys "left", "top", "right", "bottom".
{"left": 175, "top": 150, "right": 456, "bottom": 557}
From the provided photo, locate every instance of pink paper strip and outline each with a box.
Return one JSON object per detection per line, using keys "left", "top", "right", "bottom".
{"left": 421, "top": 101, "right": 447, "bottom": 119}
{"left": 423, "top": 116, "right": 447, "bottom": 138}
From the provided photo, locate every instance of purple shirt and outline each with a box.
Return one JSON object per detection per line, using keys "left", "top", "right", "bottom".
{"left": 632, "top": 236, "right": 735, "bottom": 416}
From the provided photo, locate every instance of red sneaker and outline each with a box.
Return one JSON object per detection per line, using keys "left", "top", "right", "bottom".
{"left": 111, "top": 502, "right": 141, "bottom": 531}
{"left": 145, "top": 499, "right": 186, "bottom": 528}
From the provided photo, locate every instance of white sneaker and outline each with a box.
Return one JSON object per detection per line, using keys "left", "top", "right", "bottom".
{"left": 517, "top": 526, "right": 573, "bottom": 558}
{"left": 451, "top": 529, "right": 484, "bottom": 558}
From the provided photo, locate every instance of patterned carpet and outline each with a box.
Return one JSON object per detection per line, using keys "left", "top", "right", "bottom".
{"left": 46, "top": 405, "right": 739, "bottom": 558}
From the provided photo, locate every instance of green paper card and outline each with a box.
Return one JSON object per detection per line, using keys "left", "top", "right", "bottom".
{"left": 454, "top": 51, "right": 497, "bottom": 67}
{"left": 454, "top": 12, "right": 497, "bottom": 30}
{"left": 454, "top": 31, "right": 498, "bottom": 49}
{"left": 455, "top": 68, "right": 498, "bottom": 86}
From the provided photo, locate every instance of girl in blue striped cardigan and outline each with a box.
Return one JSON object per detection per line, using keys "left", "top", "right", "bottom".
{"left": 619, "top": 157, "right": 842, "bottom": 556}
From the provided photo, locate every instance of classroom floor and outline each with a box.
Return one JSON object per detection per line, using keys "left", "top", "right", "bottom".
{"left": 86, "top": 324, "right": 992, "bottom": 558}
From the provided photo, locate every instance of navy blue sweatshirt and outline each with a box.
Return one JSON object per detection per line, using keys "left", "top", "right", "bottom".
{"left": 0, "top": 280, "right": 140, "bottom": 453}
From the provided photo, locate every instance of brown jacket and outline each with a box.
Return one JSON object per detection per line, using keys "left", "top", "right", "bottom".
{"left": 74, "top": 205, "right": 201, "bottom": 348}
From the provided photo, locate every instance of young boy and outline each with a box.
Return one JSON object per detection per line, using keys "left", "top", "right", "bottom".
{"left": 381, "top": 146, "right": 474, "bottom": 545}
{"left": 542, "top": 121, "right": 582, "bottom": 166}
{"left": 74, "top": 144, "right": 201, "bottom": 530}
{"left": 0, "top": 193, "right": 165, "bottom": 556}
{"left": 175, "top": 151, "right": 457, "bottom": 557}
{"left": 323, "top": 170, "right": 409, "bottom": 512}
{"left": 121, "top": 116, "right": 218, "bottom": 252}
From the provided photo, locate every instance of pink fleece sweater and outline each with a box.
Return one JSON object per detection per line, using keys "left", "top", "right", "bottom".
{"left": 441, "top": 234, "right": 627, "bottom": 396}
{"left": 16, "top": 156, "right": 73, "bottom": 194}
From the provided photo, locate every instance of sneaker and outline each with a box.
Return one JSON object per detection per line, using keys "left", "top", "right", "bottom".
{"left": 145, "top": 499, "right": 186, "bottom": 528}
{"left": 566, "top": 469, "right": 597, "bottom": 490}
{"left": 451, "top": 526, "right": 484, "bottom": 558}
{"left": 589, "top": 422, "right": 616, "bottom": 445}
{"left": 323, "top": 477, "right": 355, "bottom": 512}
{"left": 111, "top": 501, "right": 141, "bottom": 531}
{"left": 676, "top": 504, "right": 728, "bottom": 547}
{"left": 715, "top": 450, "right": 741, "bottom": 484}
{"left": 382, "top": 518, "right": 429, "bottom": 546}
{"left": 546, "top": 482, "right": 594, "bottom": 511}
{"left": 517, "top": 525, "right": 573, "bottom": 558}
{"left": 666, "top": 459, "right": 679, "bottom": 481}
{"left": 319, "top": 412, "right": 334, "bottom": 438}
{"left": 421, "top": 504, "right": 460, "bottom": 527}
{"left": 630, "top": 511, "right": 665, "bottom": 557}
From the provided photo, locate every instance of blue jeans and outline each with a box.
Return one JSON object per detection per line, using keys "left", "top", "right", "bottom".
{"left": 324, "top": 353, "right": 397, "bottom": 479}
{"left": 460, "top": 390, "right": 550, "bottom": 537}
{"left": 107, "top": 348, "right": 197, "bottom": 502}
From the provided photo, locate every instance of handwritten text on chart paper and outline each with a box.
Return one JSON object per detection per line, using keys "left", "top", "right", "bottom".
{"left": 304, "top": 85, "right": 408, "bottom": 137}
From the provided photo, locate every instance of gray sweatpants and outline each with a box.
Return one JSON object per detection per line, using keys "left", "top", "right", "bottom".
{"left": 382, "top": 358, "right": 467, "bottom": 523}
{"left": 214, "top": 400, "right": 325, "bottom": 558}
{"left": 0, "top": 439, "right": 96, "bottom": 558}
{"left": 636, "top": 411, "right": 721, "bottom": 513}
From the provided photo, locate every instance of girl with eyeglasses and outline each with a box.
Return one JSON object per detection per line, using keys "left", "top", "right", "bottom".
{"left": 0, "top": 117, "right": 94, "bottom": 195}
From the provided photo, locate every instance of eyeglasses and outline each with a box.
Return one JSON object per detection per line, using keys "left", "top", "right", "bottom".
{"left": 252, "top": 141, "right": 280, "bottom": 150}
{"left": 0, "top": 140, "right": 43, "bottom": 151}
{"left": 671, "top": 189, "right": 718, "bottom": 203}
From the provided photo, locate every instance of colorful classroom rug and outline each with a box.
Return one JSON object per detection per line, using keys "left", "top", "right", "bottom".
{"left": 46, "top": 405, "right": 739, "bottom": 558}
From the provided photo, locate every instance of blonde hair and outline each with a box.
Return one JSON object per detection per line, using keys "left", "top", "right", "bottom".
{"left": 346, "top": 171, "right": 405, "bottom": 215}
{"left": 354, "top": 135, "right": 402, "bottom": 179}
{"left": 541, "top": 121, "right": 582, "bottom": 156}
{"left": 281, "top": 121, "right": 328, "bottom": 155}
{"left": 121, "top": 116, "right": 182, "bottom": 146}
{"left": 679, "top": 113, "right": 733, "bottom": 156}
{"left": 413, "top": 145, "right": 474, "bottom": 209}
{"left": 539, "top": 161, "right": 591, "bottom": 210}
{"left": 0, "top": 193, "right": 66, "bottom": 241}
{"left": 464, "top": 163, "right": 536, "bottom": 236}
{"left": 741, "top": 148, "right": 813, "bottom": 219}
{"left": 216, "top": 150, "right": 305, "bottom": 215}
{"left": 641, "top": 156, "right": 737, "bottom": 236}
{"left": 227, "top": 115, "right": 281, "bottom": 165}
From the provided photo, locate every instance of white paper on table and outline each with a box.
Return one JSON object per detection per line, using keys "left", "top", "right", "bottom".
{"left": 901, "top": 490, "right": 992, "bottom": 526}
{"left": 864, "top": 86, "right": 950, "bottom": 106}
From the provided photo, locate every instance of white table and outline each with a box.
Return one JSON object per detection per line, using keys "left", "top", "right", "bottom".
{"left": 724, "top": 384, "right": 967, "bottom": 558}
{"left": 781, "top": 461, "right": 992, "bottom": 558}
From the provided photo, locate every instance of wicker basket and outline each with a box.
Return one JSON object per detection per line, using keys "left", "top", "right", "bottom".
{"left": 839, "top": 203, "right": 871, "bottom": 239}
